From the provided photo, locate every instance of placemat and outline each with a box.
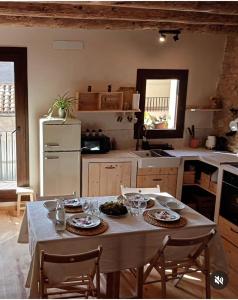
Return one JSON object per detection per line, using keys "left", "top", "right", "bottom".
{"left": 143, "top": 209, "right": 187, "bottom": 228}
{"left": 66, "top": 219, "right": 109, "bottom": 236}
{"left": 65, "top": 206, "right": 83, "bottom": 214}
{"left": 146, "top": 199, "right": 155, "bottom": 209}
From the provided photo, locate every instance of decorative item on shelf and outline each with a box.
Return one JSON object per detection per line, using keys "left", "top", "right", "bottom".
{"left": 47, "top": 92, "right": 76, "bottom": 119}
{"left": 132, "top": 91, "right": 140, "bottom": 110}
{"left": 88, "top": 85, "right": 92, "bottom": 92}
{"left": 107, "top": 85, "right": 112, "bottom": 92}
{"left": 99, "top": 92, "right": 123, "bottom": 110}
{"left": 118, "top": 87, "right": 136, "bottom": 110}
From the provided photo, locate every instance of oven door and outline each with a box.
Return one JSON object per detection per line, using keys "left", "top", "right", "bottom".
{"left": 220, "top": 180, "right": 238, "bottom": 226}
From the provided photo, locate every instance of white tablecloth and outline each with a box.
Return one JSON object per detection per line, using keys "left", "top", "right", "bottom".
{"left": 18, "top": 195, "right": 227, "bottom": 298}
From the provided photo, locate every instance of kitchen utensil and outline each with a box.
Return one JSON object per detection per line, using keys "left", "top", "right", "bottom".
{"left": 187, "top": 127, "right": 193, "bottom": 136}
{"left": 191, "top": 125, "right": 195, "bottom": 137}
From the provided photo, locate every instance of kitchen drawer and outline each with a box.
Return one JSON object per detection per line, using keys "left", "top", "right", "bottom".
{"left": 137, "top": 167, "right": 178, "bottom": 176}
{"left": 222, "top": 237, "right": 238, "bottom": 272}
{"left": 218, "top": 216, "right": 238, "bottom": 247}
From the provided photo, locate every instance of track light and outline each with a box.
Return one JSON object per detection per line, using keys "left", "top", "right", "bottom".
{"left": 158, "top": 29, "right": 181, "bottom": 43}
{"left": 159, "top": 32, "right": 166, "bottom": 43}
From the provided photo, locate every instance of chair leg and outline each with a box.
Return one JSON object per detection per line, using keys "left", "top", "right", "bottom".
{"left": 204, "top": 247, "right": 211, "bottom": 299}
{"left": 136, "top": 266, "right": 144, "bottom": 299}
{"left": 30, "top": 193, "right": 34, "bottom": 202}
{"left": 160, "top": 269, "right": 167, "bottom": 298}
{"left": 17, "top": 194, "right": 21, "bottom": 217}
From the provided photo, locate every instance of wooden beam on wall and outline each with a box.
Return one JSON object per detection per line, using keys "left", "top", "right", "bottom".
{"left": 0, "top": 2, "right": 238, "bottom": 26}
{"left": 0, "top": 15, "right": 238, "bottom": 33}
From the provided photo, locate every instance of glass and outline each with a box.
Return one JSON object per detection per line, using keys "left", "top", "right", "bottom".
{"left": 91, "top": 200, "right": 100, "bottom": 217}
{"left": 126, "top": 194, "right": 144, "bottom": 216}
{"left": 81, "top": 198, "right": 90, "bottom": 213}
{"left": 55, "top": 199, "right": 66, "bottom": 231}
{"left": 138, "top": 198, "right": 147, "bottom": 215}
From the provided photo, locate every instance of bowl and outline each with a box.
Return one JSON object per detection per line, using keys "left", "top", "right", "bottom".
{"left": 165, "top": 200, "right": 185, "bottom": 212}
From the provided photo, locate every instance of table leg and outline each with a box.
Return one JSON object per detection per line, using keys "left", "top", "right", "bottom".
{"left": 106, "top": 271, "right": 120, "bottom": 299}
{"left": 136, "top": 266, "right": 144, "bottom": 298}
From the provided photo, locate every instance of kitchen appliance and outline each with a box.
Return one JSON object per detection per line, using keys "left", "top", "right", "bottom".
{"left": 220, "top": 169, "right": 238, "bottom": 226}
{"left": 39, "top": 118, "right": 81, "bottom": 197}
{"left": 205, "top": 136, "right": 216, "bottom": 150}
{"left": 81, "top": 130, "right": 111, "bottom": 154}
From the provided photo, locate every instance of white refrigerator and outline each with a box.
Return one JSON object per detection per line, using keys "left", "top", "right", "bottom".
{"left": 39, "top": 117, "right": 81, "bottom": 197}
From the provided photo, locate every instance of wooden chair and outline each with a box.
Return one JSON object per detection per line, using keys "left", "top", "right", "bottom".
{"left": 139, "top": 229, "right": 216, "bottom": 299}
{"left": 120, "top": 185, "right": 160, "bottom": 195}
{"left": 39, "top": 246, "right": 102, "bottom": 299}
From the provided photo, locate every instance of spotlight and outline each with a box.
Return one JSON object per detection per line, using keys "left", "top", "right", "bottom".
{"left": 158, "top": 29, "right": 181, "bottom": 43}
{"left": 159, "top": 33, "right": 166, "bottom": 43}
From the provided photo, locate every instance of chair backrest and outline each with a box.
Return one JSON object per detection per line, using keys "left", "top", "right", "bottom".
{"left": 40, "top": 246, "right": 102, "bottom": 285}
{"left": 36, "top": 194, "right": 75, "bottom": 201}
{"left": 121, "top": 185, "right": 160, "bottom": 195}
{"left": 160, "top": 229, "right": 216, "bottom": 261}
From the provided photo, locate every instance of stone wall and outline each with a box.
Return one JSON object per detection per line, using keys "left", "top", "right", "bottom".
{"left": 214, "top": 35, "right": 238, "bottom": 153}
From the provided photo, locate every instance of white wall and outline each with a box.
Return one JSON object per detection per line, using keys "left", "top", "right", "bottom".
{"left": 0, "top": 27, "right": 226, "bottom": 192}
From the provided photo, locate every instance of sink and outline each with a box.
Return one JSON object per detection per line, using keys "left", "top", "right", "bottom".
{"left": 132, "top": 149, "right": 174, "bottom": 158}
{"left": 131, "top": 149, "right": 180, "bottom": 168}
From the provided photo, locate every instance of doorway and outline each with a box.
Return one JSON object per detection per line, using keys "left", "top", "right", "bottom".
{"left": 0, "top": 48, "right": 28, "bottom": 201}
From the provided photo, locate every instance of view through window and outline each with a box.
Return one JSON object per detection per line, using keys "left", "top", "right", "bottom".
{"left": 144, "top": 79, "right": 179, "bottom": 130}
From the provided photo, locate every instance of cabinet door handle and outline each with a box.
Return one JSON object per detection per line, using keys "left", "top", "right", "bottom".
{"left": 105, "top": 165, "right": 116, "bottom": 169}
{"left": 45, "top": 156, "right": 59, "bottom": 160}
{"left": 230, "top": 227, "right": 238, "bottom": 234}
{"left": 153, "top": 178, "right": 162, "bottom": 181}
{"left": 45, "top": 143, "right": 60, "bottom": 147}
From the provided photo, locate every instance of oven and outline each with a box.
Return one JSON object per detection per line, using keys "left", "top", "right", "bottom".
{"left": 220, "top": 170, "right": 238, "bottom": 226}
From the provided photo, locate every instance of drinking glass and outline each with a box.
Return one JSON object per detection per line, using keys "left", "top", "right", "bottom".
{"left": 81, "top": 198, "right": 90, "bottom": 213}
{"left": 91, "top": 200, "right": 100, "bottom": 217}
{"left": 131, "top": 194, "right": 144, "bottom": 216}
{"left": 138, "top": 198, "right": 147, "bottom": 215}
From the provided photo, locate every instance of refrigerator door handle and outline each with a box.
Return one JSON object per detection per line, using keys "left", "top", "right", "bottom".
{"left": 45, "top": 155, "right": 59, "bottom": 160}
{"left": 44, "top": 143, "right": 60, "bottom": 147}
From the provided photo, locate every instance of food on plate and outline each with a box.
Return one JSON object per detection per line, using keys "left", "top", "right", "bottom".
{"left": 155, "top": 210, "right": 180, "bottom": 221}
{"left": 100, "top": 201, "right": 128, "bottom": 216}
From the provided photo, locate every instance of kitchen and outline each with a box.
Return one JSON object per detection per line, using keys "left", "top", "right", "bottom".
{"left": 1, "top": 1, "right": 238, "bottom": 299}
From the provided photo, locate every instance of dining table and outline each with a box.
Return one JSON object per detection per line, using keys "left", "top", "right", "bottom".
{"left": 18, "top": 193, "right": 227, "bottom": 299}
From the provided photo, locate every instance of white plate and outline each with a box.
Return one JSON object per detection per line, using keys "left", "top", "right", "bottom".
{"left": 124, "top": 193, "right": 150, "bottom": 202}
{"left": 44, "top": 200, "right": 57, "bottom": 212}
{"left": 155, "top": 195, "right": 176, "bottom": 207}
{"left": 63, "top": 198, "right": 81, "bottom": 208}
{"left": 154, "top": 209, "right": 180, "bottom": 222}
{"left": 67, "top": 213, "right": 101, "bottom": 229}
{"left": 165, "top": 200, "right": 185, "bottom": 212}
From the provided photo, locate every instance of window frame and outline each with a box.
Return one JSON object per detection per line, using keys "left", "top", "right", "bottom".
{"left": 134, "top": 69, "right": 189, "bottom": 139}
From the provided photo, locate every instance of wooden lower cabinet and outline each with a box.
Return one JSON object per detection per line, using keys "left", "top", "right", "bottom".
{"left": 88, "top": 162, "right": 131, "bottom": 196}
{"left": 137, "top": 168, "right": 178, "bottom": 197}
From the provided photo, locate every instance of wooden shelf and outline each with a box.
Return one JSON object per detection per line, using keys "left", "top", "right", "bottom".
{"left": 77, "top": 109, "right": 140, "bottom": 113}
{"left": 186, "top": 107, "right": 222, "bottom": 112}
{"left": 182, "top": 183, "right": 216, "bottom": 196}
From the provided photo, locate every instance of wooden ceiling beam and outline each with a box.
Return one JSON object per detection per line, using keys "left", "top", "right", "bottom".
{"left": 0, "top": 2, "right": 238, "bottom": 26}
{"left": 89, "top": 1, "right": 238, "bottom": 15}
{"left": 0, "top": 15, "right": 238, "bottom": 33}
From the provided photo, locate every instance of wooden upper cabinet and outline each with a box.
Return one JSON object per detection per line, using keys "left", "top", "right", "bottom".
{"left": 88, "top": 162, "right": 131, "bottom": 196}
{"left": 137, "top": 168, "right": 178, "bottom": 197}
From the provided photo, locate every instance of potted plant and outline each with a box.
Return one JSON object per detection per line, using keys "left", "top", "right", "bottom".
{"left": 47, "top": 92, "right": 76, "bottom": 119}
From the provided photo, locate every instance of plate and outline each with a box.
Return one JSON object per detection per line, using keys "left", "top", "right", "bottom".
{"left": 67, "top": 213, "right": 101, "bottom": 229}
{"left": 155, "top": 195, "right": 176, "bottom": 207}
{"left": 124, "top": 193, "right": 151, "bottom": 202}
{"left": 152, "top": 209, "right": 181, "bottom": 222}
{"left": 165, "top": 200, "right": 185, "bottom": 212}
{"left": 63, "top": 198, "right": 82, "bottom": 208}
{"left": 44, "top": 200, "right": 57, "bottom": 212}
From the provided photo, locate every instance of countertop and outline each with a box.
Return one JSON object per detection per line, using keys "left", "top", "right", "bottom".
{"left": 82, "top": 148, "right": 238, "bottom": 167}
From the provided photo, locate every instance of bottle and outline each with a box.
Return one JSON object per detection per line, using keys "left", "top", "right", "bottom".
{"left": 55, "top": 199, "right": 66, "bottom": 231}
{"left": 88, "top": 85, "right": 92, "bottom": 92}
{"left": 98, "top": 129, "right": 103, "bottom": 136}
{"left": 85, "top": 129, "right": 90, "bottom": 136}
{"left": 108, "top": 85, "right": 112, "bottom": 92}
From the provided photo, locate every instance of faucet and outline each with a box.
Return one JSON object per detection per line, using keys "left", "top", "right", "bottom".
{"left": 136, "top": 124, "right": 147, "bottom": 150}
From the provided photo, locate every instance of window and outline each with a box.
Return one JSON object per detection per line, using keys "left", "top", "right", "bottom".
{"left": 134, "top": 69, "right": 188, "bottom": 139}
